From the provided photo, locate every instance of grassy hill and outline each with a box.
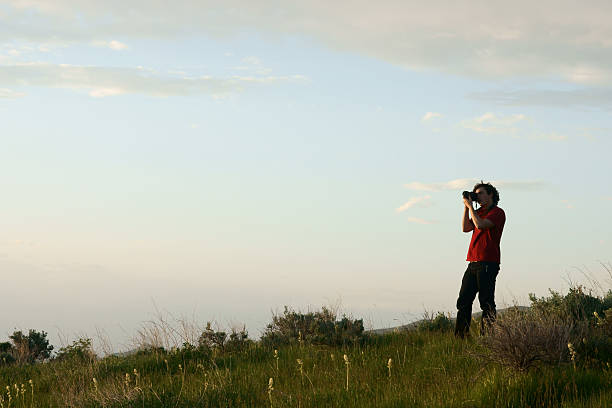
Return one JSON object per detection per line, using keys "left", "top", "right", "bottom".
{"left": 1, "top": 287, "right": 611, "bottom": 407}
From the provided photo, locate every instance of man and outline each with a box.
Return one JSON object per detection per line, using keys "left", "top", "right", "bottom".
{"left": 455, "top": 182, "right": 505, "bottom": 338}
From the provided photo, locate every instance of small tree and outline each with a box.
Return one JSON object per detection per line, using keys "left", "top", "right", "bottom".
{"left": 261, "top": 306, "right": 365, "bottom": 347}
{"left": 55, "top": 338, "right": 96, "bottom": 363}
{"left": 198, "top": 322, "right": 227, "bottom": 351}
{"left": 197, "top": 322, "right": 252, "bottom": 353}
{"left": 9, "top": 329, "right": 54, "bottom": 364}
{"left": 418, "top": 311, "right": 453, "bottom": 332}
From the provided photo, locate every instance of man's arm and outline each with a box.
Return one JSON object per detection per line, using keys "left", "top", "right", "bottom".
{"left": 463, "top": 198, "right": 495, "bottom": 230}
{"left": 462, "top": 206, "right": 474, "bottom": 232}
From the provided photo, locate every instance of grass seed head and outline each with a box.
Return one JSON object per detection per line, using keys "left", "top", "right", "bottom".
{"left": 568, "top": 342, "right": 577, "bottom": 361}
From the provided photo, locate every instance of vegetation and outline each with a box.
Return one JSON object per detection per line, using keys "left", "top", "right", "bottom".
{"left": 0, "top": 329, "right": 53, "bottom": 365}
{"left": 0, "top": 281, "right": 611, "bottom": 407}
{"left": 260, "top": 306, "right": 365, "bottom": 347}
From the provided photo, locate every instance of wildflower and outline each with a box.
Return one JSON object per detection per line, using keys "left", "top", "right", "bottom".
{"left": 133, "top": 368, "right": 140, "bottom": 387}
{"left": 268, "top": 377, "right": 274, "bottom": 392}
{"left": 330, "top": 353, "right": 335, "bottom": 361}
{"left": 568, "top": 342, "right": 577, "bottom": 370}
{"left": 343, "top": 354, "right": 350, "bottom": 391}
{"left": 568, "top": 342, "right": 576, "bottom": 359}
{"left": 274, "top": 349, "right": 279, "bottom": 372}
{"left": 387, "top": 358, "right": 393, "bottom": 378}
{"left": 267, "top": 377, "right": 274, "bottom": 407}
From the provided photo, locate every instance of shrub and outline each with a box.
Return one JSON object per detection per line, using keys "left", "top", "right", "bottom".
{"left": 580, "top": 308, "right": 612, "bottom": 365}
{"left": 477, "top": 306, "right": 586, "bottom": 371}
{"left": 529, "top": 286, "right": 612, "bottom": 324}
{"left": 136, "top": 346, "right": 166, "bottom": 356}
{"left": 260, "top": 306, "right": 365, "bottom": 347}
{"left": 7, "top": 329, "right": 54, "bottom": 364}
{"left": 0, "top": 352, "right": 16, "bottom": 366}
{"left": 417, "top": 312, "right": 453, "bottom": 332}
{"left": 198, "top": 323, "right": 252, "bottom": 353}
{"left": 55, "top": 338, "right": 97, "bottom": 363}
{"left": 177, "top": 341, "right": 212, "bottom": 361}
{"left": 0, "top": 341, "right": 12, "bottom": 353}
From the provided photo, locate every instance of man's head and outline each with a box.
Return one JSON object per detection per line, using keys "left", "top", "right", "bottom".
{"left": 472, "top": 181, "right": 499, "bottom": 208}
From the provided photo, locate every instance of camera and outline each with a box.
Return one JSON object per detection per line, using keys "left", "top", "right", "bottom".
{"left": 462, "top": 191, "right": 478, "bottom": 201}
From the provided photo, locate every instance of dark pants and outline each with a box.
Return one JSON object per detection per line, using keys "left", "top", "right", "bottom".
{"left": 454, "top": 261, "right": 500, "bottom": 338}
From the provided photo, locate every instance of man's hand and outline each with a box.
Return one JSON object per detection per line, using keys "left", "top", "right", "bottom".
{"left": 463, "top": 196, "right": 473, "bottom": 209}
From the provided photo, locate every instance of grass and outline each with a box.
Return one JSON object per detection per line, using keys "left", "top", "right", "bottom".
{"left": 1, "top": 328, "right": 610, "bottom": 407}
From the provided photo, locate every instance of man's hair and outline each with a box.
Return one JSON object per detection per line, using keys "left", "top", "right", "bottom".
{"left": 472, "top": 181, "right": 500, "bottom": 206}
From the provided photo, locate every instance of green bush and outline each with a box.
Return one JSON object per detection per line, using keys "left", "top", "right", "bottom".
{"left": 0, "top": 351, "right": 16, "bottom": 366}
{"left": 0, "top": 342, "right": 12, "bottom": 353}
{"left": 260, "top": 306, "right": 365, "bottom": 347}
{"left": 529, "top": 286, "right": 612, "bottom": 324}
{"left": 136, "top": 346, "right": 166, "bottom": 356}
{"left": 55, "top": 338, "right": 96, "bottom": 363}
{"left": 417, "top": 312, "right": 453, "bottom": 332}
{"left": 198, "top": 323, "right": 252, "bottom": 353}
{"left": 479, "top": 284, "right": 612, "bottom": 372}
{"left": 6, "top": 329, "right": 54, "bottom": 364}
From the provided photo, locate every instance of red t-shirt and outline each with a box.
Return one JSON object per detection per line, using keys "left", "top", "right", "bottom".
{"left": 466, "top": 206, "right": 505, "bottom": 263}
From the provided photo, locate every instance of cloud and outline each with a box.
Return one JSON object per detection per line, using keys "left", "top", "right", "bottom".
{"left": 92, "top": 40, "right": 129, "bottom": 50}
{"left": 0, "top": 87, "right": 25, "bottom": 98}
{"left": 404, "top": 178, "right": 547, "bottom": 192}
{"left": 233, "top": 56, "right": 272, "bottom": 75}
{"left": 422, "top": 112, "right": 442, "bottom": 121}
{"left": 404, "top": 178, "right": 479, "bottom": 192}
{"left": 406, "top": 217, "right": 435, "bottom": 225}
{"left": 469, "top": 88, "right": 612, "bottom": 110}
{"left": 461, "top": 112, "right": 527, "bottom": 133}
{"left": 528, "top": 132, "right": 568, "bottom": 142}
{"left": 396, "top": 195, "right": 432, "bottom": 213}
{"left": 493, "top": 180, "right": 548, "bottom": 190}
{"left": 460, "top": 112, "right": 568, "bottom": 141}
{"left": 3, "top": 1, "right": 612, "bottom": 84}
{"left": 0, "top": 62, "right": 306, "bottom": 97}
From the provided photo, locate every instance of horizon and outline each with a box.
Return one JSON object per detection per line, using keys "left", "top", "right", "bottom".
{"left": 1, "top": 1, "right": 611, "bottom": 353}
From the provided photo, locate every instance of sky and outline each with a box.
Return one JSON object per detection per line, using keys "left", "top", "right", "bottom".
{"left": 1, "top": 1, "right": 611, "bottom": 353}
